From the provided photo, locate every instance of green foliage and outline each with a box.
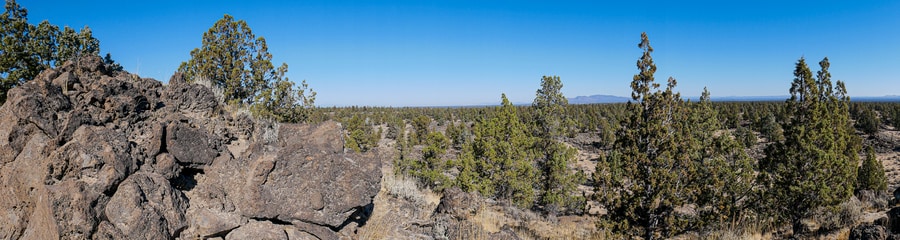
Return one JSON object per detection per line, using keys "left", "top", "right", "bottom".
{"left": 596, "top": 33, "right": 694, "bottom": 239}
{"left": 252, "top": 78, "right": 316, "bottom": 123}
{"left": 344, "top": 114, "right": 378, "bottom": 153}
{"left": 456, "top": 94, "right": 539, "bottom": 209}
{"left": 179, "top": 14, "right": 315, "bottom": 122}
{"left": 759, "top": 57, "right": 860, "bottom": 235}
{"left": 734, "top": 125, "right": 756, "bottom": 148}
{"left": 540, "top": 141, "right": 584, "bottom": 214}
{"left": 533, "top": 75, "right": 584, "bottom": 215}
{"left": 103, "top": 53, "right": 123, "bottom": 72}
{"left": 57, "top": 26, "right": 99, "bottom": 63}
{"left": 533, "top": 75, "right": 570, "bottom": 140}
{"left": 854, "top": 104, "right": 879, "bottom": 135}
{"left": 395, "top": 128, "right": 452, "bottom": 190}
{"left": 857, "top": 146, "right": 887, "bottom": 193}
{"left": 384, "top": 116, "right": 404, "bottom": 140}
{"left": 893, "top": 106, "right": 900, "bottom": 130}
{"left": 411, "top": 115, "right": 431, "bottom": 144}
{"left": 689, "top": 88, "right": 757, "bottom": 231}
{"left": 419, "top": 131, "right": 452, "bottom": 190}
{"left": 445, "top": 120, "right": 469, "bottom": 150}
{"left": 757, "top": 113, "right": 785, "bottom": 143}
{"left": 1, "top": 0, "right": 104, "bottom": 103}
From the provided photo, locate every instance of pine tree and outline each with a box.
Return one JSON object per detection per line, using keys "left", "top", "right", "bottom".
{"left": 759, "top": 57, "right": 860, "bottom": 235}
{"left": 532, "top": 75, "right": 584, "bottom": 215}
{"left": 857, "top": 146, "right": 887, "bottom": 192}
{"left": 595, "top": 32, "right": 692, "bottom": 239}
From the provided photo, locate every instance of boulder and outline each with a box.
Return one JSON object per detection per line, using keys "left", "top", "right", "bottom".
{"left": 161, "top": 79, "right": 219, "bottom": 114}
{"left": 105, "top": 172, "right": 188, "bottom": 239}
{"left": 184, "top": 208, "right": 245, "bottom": 238}
{"left": 48, "top": 126, "right": 136, "bottom": 193}
{"left": 236, "top": 122, "right": 382, "bottom": 228}
{"left": 166, "top": 121, "right": 222, "bottom": 167}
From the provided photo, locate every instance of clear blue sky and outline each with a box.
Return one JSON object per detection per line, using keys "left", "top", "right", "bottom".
{"left": 20, "top": 0, "right": 900, "bottom": 106}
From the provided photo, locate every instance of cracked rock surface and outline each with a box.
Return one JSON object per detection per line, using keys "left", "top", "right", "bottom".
{"left": 0, "top": 56, "right": 382, "bottom": 240}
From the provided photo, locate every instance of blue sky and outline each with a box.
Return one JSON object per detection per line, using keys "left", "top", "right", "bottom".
{"left": 20, "top": 0, "right": 900, "bottom": 106}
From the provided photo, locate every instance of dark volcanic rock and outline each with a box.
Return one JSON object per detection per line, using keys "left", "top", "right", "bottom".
{"left": 851, "top": 223, "right": 887, "bottom": 240}
{"left": 889, "top": 207, "right": 900, "bottom": 234}
{"left": 0, "top": 56, "right": 382, "bottom": 239}
{"left": 166, "top": 121, "right": 222, "bottom": 167}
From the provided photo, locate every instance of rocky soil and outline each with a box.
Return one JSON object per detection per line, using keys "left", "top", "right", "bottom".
{"left": 0, "top": 56, "right": 383, "bottom": 239}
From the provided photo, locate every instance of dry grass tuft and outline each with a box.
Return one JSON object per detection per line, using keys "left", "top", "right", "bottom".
{"left": 381, "top": 174, "right": 429, "bottom": 206}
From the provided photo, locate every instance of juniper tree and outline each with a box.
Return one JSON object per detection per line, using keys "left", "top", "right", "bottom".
{"left": 595, "top": 32, "right": 693, "bottom": 239}
{"left": 0, "top": 0, "right": 33, "bottom": 99}
{"left": 689, "top": 87, "right": 757, "bottom": 230}
{"left": 894, "top": 106, "right": 900, "bottom": 130}
{"left": 416, "top": 131, "right": 451, "bottom": 190}
{"left": 854, "top": 105, "right": 879, "bottom": 135}
{"left": 759, "top": 57, "right": 860, "bottom": 235}
{"left": 1, "top": 0, "right": 103, "bottom": 104}
{"left": 179, "top": 14, "right": 315, "bottom": 122}
{"left": 344, "top": 114, "right": 378, "bottom": 153}
{"left": 532, "top": 75, "right": 584, "bottom": 214}
{"left": 411, "top": 115, "right": 431, "bottom": 145}
{"left": 456, "top": 94, "right": 539, "bottom": 209}
{"left": 445, "top": 119, "right": 469, "bottom": 150}
{"left": 857, "top": 145, "right": 887, "bottom": 193}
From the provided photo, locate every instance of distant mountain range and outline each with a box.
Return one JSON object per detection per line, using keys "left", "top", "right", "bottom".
{"left": 568, "top": 95, "right": 630, "bottom": 104}
{"left": 567, "top": 94, "right": 900, "bottom": 104}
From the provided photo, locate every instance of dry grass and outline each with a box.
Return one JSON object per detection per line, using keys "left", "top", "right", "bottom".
{"left": 811, "top": 197, "right": 862, "bottom": 232}
{"left": 382, "top": 172, "right": 436, "bottom": 208}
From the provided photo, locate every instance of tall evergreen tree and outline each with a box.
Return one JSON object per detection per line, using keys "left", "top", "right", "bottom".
{"left": 595, "top": 32, "right": 692, "bottom": 239}
{"left": 690, "top": 87, "right": 757, "bottom": 230}
{"left": 532, "top": 75, "right": 584, "bottom": 214}
{"left": 759, "top": 57, "right": 860, "bottom": 235}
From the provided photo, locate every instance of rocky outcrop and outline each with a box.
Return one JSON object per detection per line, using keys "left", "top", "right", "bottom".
{"left": 0, "top": 56, "right": 382, "bottom": 239}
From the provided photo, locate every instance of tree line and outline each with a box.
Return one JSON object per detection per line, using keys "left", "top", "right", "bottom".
{"left": 334, "top": 33, "right": 897, "bottom": 238}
